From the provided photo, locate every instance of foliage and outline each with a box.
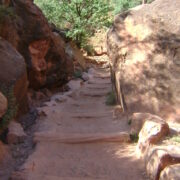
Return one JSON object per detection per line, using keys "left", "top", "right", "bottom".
{"left": 73, "top": 70, "right": 83, "bottom": 79}
{"left": 83, "top": 45, "right": 95, "bottom": 56}
{"left": 0, "top": 5, "right": 15, "bottom": 23}
{"left": 0, "top": 85, "right": 18, "bottom": 131}
{"left": 130, "top": 133, "right": 139, "bottom": 142}
{"left": 106, "top": 91, "right": 117, "bottom": 106}
{"left": 112, "top": 0, "right": 154, "bottom": 14}
{"left": 128, "top": 118, "right": 132, "bottom": 125}
{"left": 169, "top": 135, "right": 180, "bottom": 144}
{"left": 35, "top": 0, "right": 112, "bottom": 47}
{"left": 34, "top": 0, "right": 63, "bottom": 27}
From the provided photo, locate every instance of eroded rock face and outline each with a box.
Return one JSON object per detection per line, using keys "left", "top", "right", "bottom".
{"left": 0, "top": 92, "right": 7, "bottom": 118}
{"left": 0, "top": 0, "right": 73, "bottom": 89}
{"left": 0, "top": 39, "right": 28, "bottom": 114}
{"left": 107, "top": 0, "right": 180, "bottom": 122}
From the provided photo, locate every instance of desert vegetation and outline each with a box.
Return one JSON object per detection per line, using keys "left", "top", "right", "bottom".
{"left": 34, "top": 0, "right": 153, "bottom": 48}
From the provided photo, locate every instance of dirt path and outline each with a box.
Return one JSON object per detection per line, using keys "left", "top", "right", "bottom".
{"left": 11, "top": 66, "right": 147, "bottom": 180}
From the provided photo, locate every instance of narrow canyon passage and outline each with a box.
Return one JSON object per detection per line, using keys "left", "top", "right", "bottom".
{"left": 11, "top": 64, "right": 147, "bottom": 180}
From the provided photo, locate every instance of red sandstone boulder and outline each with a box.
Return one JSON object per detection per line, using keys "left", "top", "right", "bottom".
{"left": 136, "top": 115, "right": 169, "bottom": 157}
{"left": 0, "top": 0, "right": 73, "bottom": 89}
{"left": 0, "top": 39, "right": 28, "bottom": 114}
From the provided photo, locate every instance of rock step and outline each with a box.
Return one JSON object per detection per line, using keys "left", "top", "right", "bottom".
{"left": 85, "top": 84, "right": 111, "bottom": 90}
{"left": 92, "top": 74, "right": 110, "bottom": 79}
{"left": 88, "top": 79, "right": 111, "bottom": 85}
{"left": 79, "top": 90, "right": 108, "bottom": 97}
{"left": 34, "top": 132, "right": 130, "bottom": 144}
{"left": 11, "top": 172, "right": 106, "bottom": 180}
{"left": 70, "top": 112, "right": 111, "bottom": 119}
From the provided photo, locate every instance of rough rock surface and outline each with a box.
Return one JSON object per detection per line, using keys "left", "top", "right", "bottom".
{"left": 136, "top": 117, "right": 169, "bottom": 157}
{"left": 0, "top": 0, "right": 73, "bottom": 89}
{"left": 0, "top": 92, "right": 8, "bottom": 118}
{"left": 0, "top": 39, "right": 28, "bottom": 114}
{"left": 145, "top": 146, "right": 180, "bottom": 180}
{"left": 107, "top": 0, "right": 180, "bottom": 122}
{"left": 160, "top": 163, "right": 180, "bottom": 180}
{"left": 7, "top": 121, "right": 27, "bottom": 144}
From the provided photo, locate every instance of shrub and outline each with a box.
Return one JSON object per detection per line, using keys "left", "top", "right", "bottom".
{"left": 112, "top": 0, "right": 154, "bottom": 14}
{"left": 73, "top": 70, "right": 83, "bottom": 79}
{"left": 130, "top": 133, "right": 139, "bottom": 142}
{"left": 106, "top": 91, "right": 117, "bottom": 106}
{"left": 83, "top": 45, "right": 95, "bottom": 56}
{"left": 169, "top": 135, "right": 180, "bottom": 144}
{"left": 35, "top": 0, "right": 112, "bottom": 47}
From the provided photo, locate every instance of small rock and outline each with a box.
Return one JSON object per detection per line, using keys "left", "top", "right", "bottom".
{"left": 7, "top": 121, "right": 27, "bottom": 144}
{"left": 51, "top": 94, "right": 67, "bottom": 103}
{"left": 146, "top": 146, "right": 180, "bottom": 180}
{"left": 82, "top": 72, "right": 89, "bottom": 81}
{"left": 0, "top": 141, "right": 11, "bottom": 165}
{"left": 160, "top": 163, "right": 180, "bottom": 180}
{"left": 67, "top": 79, "right": 83, "bottom": 91}
{"left": 0, "top": 92, "right": 8, "bottom": 118}
{"left": 34, "top": 91, "right": 46, "bottom": 101}
{"left": 88, "top": 68, "right": 95, "bottom": 74}
{"left": 43, "top": 100, "right": 57, "bottom": 107}
{"left": 41, "top": 88, "right": 52, "bottom": 97}
{"left": 136, "top": 115, "right": 169, "bottom": 157}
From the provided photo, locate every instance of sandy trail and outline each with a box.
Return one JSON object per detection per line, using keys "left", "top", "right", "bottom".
{"left": 11, "top": 66, "right": 147, "bottom": 180}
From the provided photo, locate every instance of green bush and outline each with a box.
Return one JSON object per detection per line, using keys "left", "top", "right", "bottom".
{"left": 130, "top": 133, "right": 139, "bottom": 142}
{"left": 169, "top": 135, "right": 180, "bottom": 143}
{"left": 35, "top": 0, "right": 112, "bottom": 47}
{"left": 73, "top": 70, "right": 83, "bottom": 79}
{"left": 106, "top": 91, "right": 117, "bottom": 106}
{"left": 112, "top": 0, "right": 154, "bottom": 14}
{"left": 83, "top": 45, "right": 95, "bottom": 56}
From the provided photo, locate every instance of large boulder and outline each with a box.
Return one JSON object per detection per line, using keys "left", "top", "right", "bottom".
{"left": 107, "top": 0, "right": 180, "bottom": 122}
{"left": 0, "top": 0, "right": 73, "bottom": 89}
{"left": 0, "top": 92, "right": 7, "bottom": 118}
{"left": 0, "top": 38, "right": 28, "bottom": 114}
